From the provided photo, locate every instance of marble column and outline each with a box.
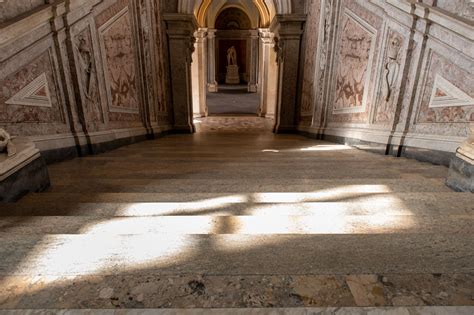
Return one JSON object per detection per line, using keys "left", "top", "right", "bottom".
{"left": 270, "top": 15, "right": 306, "bottom": 133}
{"left": 192, "top": 28, "right": 208, "bottom": 117}
{"left": 163, "top": 14, "right": 197, "bottom": 133}
{"left": 207, "top": 29, "right": 218, "bottom": 92}
{"left": 446, "top": 123, "right": 474, "bottom": 192}
{"left": 248, "top": 30, "right": 259, "bottom": 93}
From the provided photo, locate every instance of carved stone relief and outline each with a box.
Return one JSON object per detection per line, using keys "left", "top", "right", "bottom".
{"left": 374, "top": 30, "right": 404, "bottom": 124}
{"left": 333, "top": 9, "right": 377, "bottom": 114}
{"left": 98, "top": 7, "right": 140, "bottom": 116}
{"left": 74, "top": 29, "right": 104, "bottom": 124}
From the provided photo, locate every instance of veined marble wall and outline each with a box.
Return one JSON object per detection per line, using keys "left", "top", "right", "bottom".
{"left": 0, "top": 0, "right": 172, "bottom": 159}
{"left": 298, "top": 0, "right": 474, "bottom": 163}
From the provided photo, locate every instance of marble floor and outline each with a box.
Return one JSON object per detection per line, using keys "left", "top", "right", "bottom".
{"left": 206, "top": 85, "right": 260, "bottom": 115}
{"left": 0, "top": 117, "right": 473, "bottom": 310}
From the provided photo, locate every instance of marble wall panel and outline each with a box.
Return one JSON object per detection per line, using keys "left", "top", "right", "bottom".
{"left": 97, "top": 4, "right": 140, "bottom": 122}
{"left": 415, "top": 51, "right": 473, "bottom": 125}
{"left": 373, "top": 29, "right": 405, "bottom": 124}
{"left": 331, "top": 6, "right": 378, "bottom": 119}
{"left": 300, "top": 0, "right": 321, "bottom": 119}
{"left": 0, "top": 50, "right": 65, "bottom": 126}
{"left": 74, "top": 27, "right": 105, "bottom": 128}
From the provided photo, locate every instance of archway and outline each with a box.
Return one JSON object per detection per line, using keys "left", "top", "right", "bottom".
{"left": 190, "top": 0, "right": 280, "bottom": 119}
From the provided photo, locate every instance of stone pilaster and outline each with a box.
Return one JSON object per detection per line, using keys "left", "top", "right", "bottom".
{"left": 270, "top": 14, "right": 306, "bottom": 133}
{"left": 163, "top": 14, "right": 197, "bottom": 133}
{"left": 194, "top": 28, "right": 208, "bottom": 117}
{"left": 248, "top": 30, "right": 259, "bottom": 93}
{"left": 446, "top": 124, "right": 474, "bottom": 192}
{"left": 257, "top": 28, "right": 275, "bottom": 117}
{"left": 207, "top": 29, "right": 218, "bottom": 92}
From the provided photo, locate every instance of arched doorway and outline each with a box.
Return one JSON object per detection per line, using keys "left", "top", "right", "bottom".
{"left": 190, "top": 0, "right": 278, "bottom": 119}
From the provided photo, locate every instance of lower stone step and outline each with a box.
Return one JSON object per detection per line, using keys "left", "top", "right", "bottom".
{"left": 0, "top": 214, "right": 471, "bottom": 235}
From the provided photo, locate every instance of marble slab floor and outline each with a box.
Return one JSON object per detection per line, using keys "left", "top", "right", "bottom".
{"left": 0, "top": 117, "right": 473, "bottom": 311}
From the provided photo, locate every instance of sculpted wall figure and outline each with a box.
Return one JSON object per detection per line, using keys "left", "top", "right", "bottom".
{"left": 384, "top": 36, "right": 402, "bottom": 102}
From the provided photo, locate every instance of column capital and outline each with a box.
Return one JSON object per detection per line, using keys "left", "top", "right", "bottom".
{"left": 163, "top": 13, "right": 198, "bottom": 37}
{"left": 270, "top": 14, "right": 306, "bottom": 38}
{"left": 207, "top": 28, "right": 217, "bottom": 39}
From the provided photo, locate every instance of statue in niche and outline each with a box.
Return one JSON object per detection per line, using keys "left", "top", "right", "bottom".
{"left": 383, "top": 36, "right": 402, "bottom": 102}
{"left": 227, "top": 46, "right": 237, "bottom": 66}
{"left": 0, "top": 129, "right": 16, "bottom": 157}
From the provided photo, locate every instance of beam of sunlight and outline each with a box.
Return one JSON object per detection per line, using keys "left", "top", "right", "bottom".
{"left": 251, "top": 185, "right": 394, "bottom": 203}
{"left": 4, "top": 185, "right": 415, "bottom": 295}
{"left": 300, "top": 145, "right": 352, "bottom": 151}
{"left": 117, "top": 195, "right": 248, "bottom": 216}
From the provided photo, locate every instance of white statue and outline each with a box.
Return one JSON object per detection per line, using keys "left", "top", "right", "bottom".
{"left": 0, "top": 129, "right": 16, "bottom": 157}
{"left": 227, "top": 46, "right": 237, "bottom": 66}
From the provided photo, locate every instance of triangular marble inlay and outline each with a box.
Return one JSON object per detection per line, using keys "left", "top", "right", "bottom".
{"left": 6, "top": 73, "right": 52, "bottom": 107}
{"left": 429, "top": 74, "right": 474, "bottom": 108}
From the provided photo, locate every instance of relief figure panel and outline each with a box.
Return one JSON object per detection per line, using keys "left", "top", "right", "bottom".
{"left": 99, "top": 7, "right": 139, "bottom": 115}
{"left": 333, "top": 9, "right": 377, "bottom": 114}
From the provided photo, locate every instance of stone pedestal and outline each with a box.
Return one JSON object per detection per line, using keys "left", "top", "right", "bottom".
{"left": 0, "top": 137, "right": 50, "bottom": 202}
{"left": 446, "top": 124, "right": 474, "bottom": 192}
{"left": 226, "top": 65, "right": 240, "bottom": 84}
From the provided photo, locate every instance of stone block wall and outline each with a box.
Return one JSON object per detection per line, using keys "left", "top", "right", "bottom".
{"left": 298, "top": 0, "right": 474, "bottom": 166}
{"left": 0, "top": 0, "right": 172, "bottom": 163}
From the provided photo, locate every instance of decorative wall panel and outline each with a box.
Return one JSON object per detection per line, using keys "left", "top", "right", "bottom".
{"left": 333, "top": 9, "right": 377, "bottom": 115}
{"left": 98, "top": 7, "right": 140, "bottom": 116}
{"left": 416, "top": 52, "right": 473, "bottom": 124}
{"left": 74, "top": 28, "right": 104, "bottom": 125}
{"left": 373, "top": 29, "right": 405, "bottom": 124}
{"left": 0, "top": 50, "right": 64, "bottom": 124}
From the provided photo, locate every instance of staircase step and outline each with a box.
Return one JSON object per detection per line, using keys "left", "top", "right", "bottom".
{"left": 18, "top": 192, "right": 471, "bottom": 204}
{"left": 0, "top": 215, "right": 472, "bottom": 235}
{"left": 2, "top": 198, "right": 473, "bottom": 216}
{"left": 0, "top": 234, "right": 472, "bottom": 277}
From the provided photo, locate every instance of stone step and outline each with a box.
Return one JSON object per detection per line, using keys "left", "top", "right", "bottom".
{"left": 0, "top": 234, "right": 472, "bottom": 276}
{"left": 0, "top": 307, "right": 472, "bottom": 314}
{"left": 18, "top": 192, "right": 472, "bottom": 204}
{"left": 0, "top": 214, "right": 471, "bottom": 235}
{"left": 44, "top": 180, "right": 452, "bottom": 193}
{"left": 3, "top": 198, "right": 473, "bottom": 216}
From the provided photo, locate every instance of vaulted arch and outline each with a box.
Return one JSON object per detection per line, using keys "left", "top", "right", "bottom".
{"left": 177, "top": 0, "right": 292, "bottom": 27}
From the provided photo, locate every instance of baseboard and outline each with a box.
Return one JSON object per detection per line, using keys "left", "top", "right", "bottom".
{"left": 298, "top": 126, "right": 458, "bottom": 167}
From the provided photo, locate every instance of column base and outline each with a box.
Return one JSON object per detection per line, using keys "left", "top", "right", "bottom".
{"left": 208, "top": 83, "right": 218, "bottom": 93}
{"left": 248, "top": 84, "right": 258, "bottom": 93}
{"left": 446, "top": 155, "right": 473, "bottom": 192}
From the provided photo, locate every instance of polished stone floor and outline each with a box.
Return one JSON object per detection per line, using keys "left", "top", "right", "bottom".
{"left": 0, "top": 117, "right": 473, "bottom": 310}
{"left": 206, "top": 85, "right": 260, "bottom": 115}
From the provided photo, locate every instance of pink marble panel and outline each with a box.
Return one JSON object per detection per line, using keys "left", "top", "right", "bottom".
{"left": 333, "top": 13, "right": 373, "bottom": 112}
{"left": 416, "top": 52, "right": 473, "bottom": 124}
{"left": 0, "top": 50, "right": 64, "bottom": 124}
{"left": 99, "top": 7, "right": 140, "bottom": 122}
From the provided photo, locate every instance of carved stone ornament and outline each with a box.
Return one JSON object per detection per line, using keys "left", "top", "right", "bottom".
{"left": 384, "top": 36, "right": 402, "bottom": 102}
{"left": 0, "top": 129, "right": 17, "bottom": 157}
